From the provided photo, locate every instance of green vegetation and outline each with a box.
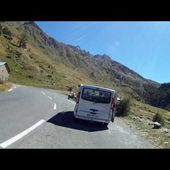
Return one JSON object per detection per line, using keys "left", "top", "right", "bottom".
{"left": 153, "top": 113, "right": 165, "bottom": 126}
{"left": 150, "top": 83, "right": 170, "bottom": 110}
{"left": 130, "top": 99, "right": 170, "bottom": 128}
{"left": 19, "top": 33, "right": 27, "bottom": 48}
{"left": 116, "top": 98, "right": 130, "bottom": 117}
{"left": 2, "top": 26, "right": 12, "bottom": 40}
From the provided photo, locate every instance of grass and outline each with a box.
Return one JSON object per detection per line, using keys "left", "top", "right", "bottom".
{"left": 121, "top": 99, "right": 170, "bottom": 148}
{"left": 129, "top": 99, "right": 170, "bottom": 128}
{"left": 153, "top": 113, "right": 165, "bottom": 126}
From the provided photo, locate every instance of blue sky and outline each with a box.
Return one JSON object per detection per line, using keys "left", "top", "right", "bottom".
{"left": 36, "top": 21, "right": 170, "bottom": 84}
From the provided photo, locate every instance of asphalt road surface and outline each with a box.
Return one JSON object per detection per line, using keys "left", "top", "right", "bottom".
{"left": 0, "top": 85, "right": 154, "bottom": 148}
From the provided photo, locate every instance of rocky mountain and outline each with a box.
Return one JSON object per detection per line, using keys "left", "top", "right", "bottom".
{"left": 149, "top": 83, "right": 170, "bottom": 110}
{"left": 0, "top": 21, "right": 163, "bottom": 105}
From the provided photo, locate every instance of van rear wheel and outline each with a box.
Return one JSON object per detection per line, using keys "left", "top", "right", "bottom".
{"left": 102, "top": 122, "right": 108, "bottom": 126}
{"left": 111, "top": 117, "right": 114, "bottom": 122}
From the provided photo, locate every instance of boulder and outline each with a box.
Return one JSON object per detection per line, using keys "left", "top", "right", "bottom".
{"left": 152, "top": 122, "right": 161, "bottom": 129}
{"left": 132, "top": 116, "right": 137, "bottom": 120}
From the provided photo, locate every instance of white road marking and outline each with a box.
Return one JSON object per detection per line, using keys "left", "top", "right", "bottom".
{"left": 54, "top": 103, "right": 57, "bottom": 110}
{"left": 7, "top": 85, "right": 17, "bottom": 92}
{"left": 68, "top": 100, "right": 75, "bottom": 104}
{"left": 41, "top": 91, "right": 45, "bottom": 95}
{"left": 0, "top": 120, "right": 45, "bottom": 148}
{"left": 48, "top": 96, "right": 53, "bottom": 100}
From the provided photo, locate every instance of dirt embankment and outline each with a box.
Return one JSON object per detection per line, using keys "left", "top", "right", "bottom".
{"left": 0, "top": 82, "right": 13, "bottom": 91}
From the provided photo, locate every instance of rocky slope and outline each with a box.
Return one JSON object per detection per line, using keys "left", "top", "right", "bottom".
{"left": 0, "top": 21, "right": 162, "bottom": 104}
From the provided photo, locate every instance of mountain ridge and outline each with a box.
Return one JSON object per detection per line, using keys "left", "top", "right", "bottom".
{"left": 1, "top": 21, "right": 167, "bottom": 108}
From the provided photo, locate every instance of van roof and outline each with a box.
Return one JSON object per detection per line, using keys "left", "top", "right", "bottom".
{"left": 80, "top": 84, "right": 116, "bottom": 92}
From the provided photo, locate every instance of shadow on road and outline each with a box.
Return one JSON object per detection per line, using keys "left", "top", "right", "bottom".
{"left": 47, "top": 111, "right": 108, "bottom": 132}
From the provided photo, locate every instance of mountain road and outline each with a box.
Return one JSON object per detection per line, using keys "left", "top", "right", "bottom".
{"left": 0, "top": 85, "right": 153, "bottom": 148}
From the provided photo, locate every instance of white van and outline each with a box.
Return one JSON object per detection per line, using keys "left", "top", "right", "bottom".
{"left": 74, "top": 84, "right": 117, "bottom": 125}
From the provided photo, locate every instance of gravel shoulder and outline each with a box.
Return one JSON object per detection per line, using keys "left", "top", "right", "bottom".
{"left": 121, "top": 115, "right": 170, "bottom": 148}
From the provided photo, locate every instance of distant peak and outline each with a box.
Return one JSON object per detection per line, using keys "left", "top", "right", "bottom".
{"left": 23, "top": 21, "right": 35, "bottom": 25}
{"left": 102, "top": 54, "right": 111, "bottom": 59}
{"left": 94, "top": 54, "right": 111, "bottom": 60}
{"left": 23, "top": 21, "right": 42, "bottom": 31}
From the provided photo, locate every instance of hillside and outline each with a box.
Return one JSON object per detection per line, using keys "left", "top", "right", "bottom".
{"left": 0, "top": 21, "right": 161, "bottom": 103}
{"left": 150, "top": 83, "right": 170, "bottom": 110}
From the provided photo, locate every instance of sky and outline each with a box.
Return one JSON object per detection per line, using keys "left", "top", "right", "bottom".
{"left": 36, "top": 21, "right": 170, "bottom": 84}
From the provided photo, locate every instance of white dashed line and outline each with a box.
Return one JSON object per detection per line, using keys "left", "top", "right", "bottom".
{"left": 41, "top": 91, "right": 46, "bottom": 95}
{"left": 48, "top": 96, "right": 53, "bottom": 100}
{"left": 8, "top": 89, "right": 13, "bottom": 92}
{"left": 54, "top": 103, "right": 57, "bottom": 110}
{"left": 0, "top": 119, "right": 46, "bottom": 148}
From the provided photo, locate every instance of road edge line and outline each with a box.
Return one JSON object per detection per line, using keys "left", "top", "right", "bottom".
{"left": 0, "top": 119, "right": 46, "bottom": 148}
{"left": 54, "top": 103, "right": 57, "bottom": 110}
{"left": 8, "top": 88, "right": 13, "bottom": 92}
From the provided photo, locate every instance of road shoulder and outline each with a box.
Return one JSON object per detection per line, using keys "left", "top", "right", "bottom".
{"left": 121, "top": 115, "right": 170, "bottom": 148}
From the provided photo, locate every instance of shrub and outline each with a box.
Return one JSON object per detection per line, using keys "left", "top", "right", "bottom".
{"left": 19, "top": 33, "right": 27, "bottom": 48}
{"left": 27, "top": 75, "right": 33, "bottom": 79}
{"left": 116, "top": 98, "right": 130, "bottom": 116}
{"left": 153, "top": 113, "right": 165, "bottom": 126}
{"left": 47, "top": 74, "right": 52, "bottom": 78}
{"left": 2, "top": 27, "right": 12, "bottom": 39}
{"left": 68, "top": 86, "right": 72, "bottom": 92}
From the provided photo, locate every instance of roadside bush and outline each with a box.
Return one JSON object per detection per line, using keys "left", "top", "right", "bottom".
{"left": 68, "top": 86, "right": 72, "bottom": 92}
{"left": 153, "top": 113, "right": 165, "bottom": 126}
{"left": 27, "top": 75, "right": 33, "bottom": 79}
{"left": 2, "top": 27, "right": 12, "bottom": 39}
{"left": 116, "top": 98, "right": 130, "bottom": 116}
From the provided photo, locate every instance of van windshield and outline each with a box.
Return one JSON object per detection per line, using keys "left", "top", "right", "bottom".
{"left": 81, "top": 88, "right": 111, "bottom": 104}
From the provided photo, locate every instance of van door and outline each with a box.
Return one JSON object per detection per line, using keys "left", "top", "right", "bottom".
{"left": 77, "top": 87, "right": 112, "bottom": 121}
